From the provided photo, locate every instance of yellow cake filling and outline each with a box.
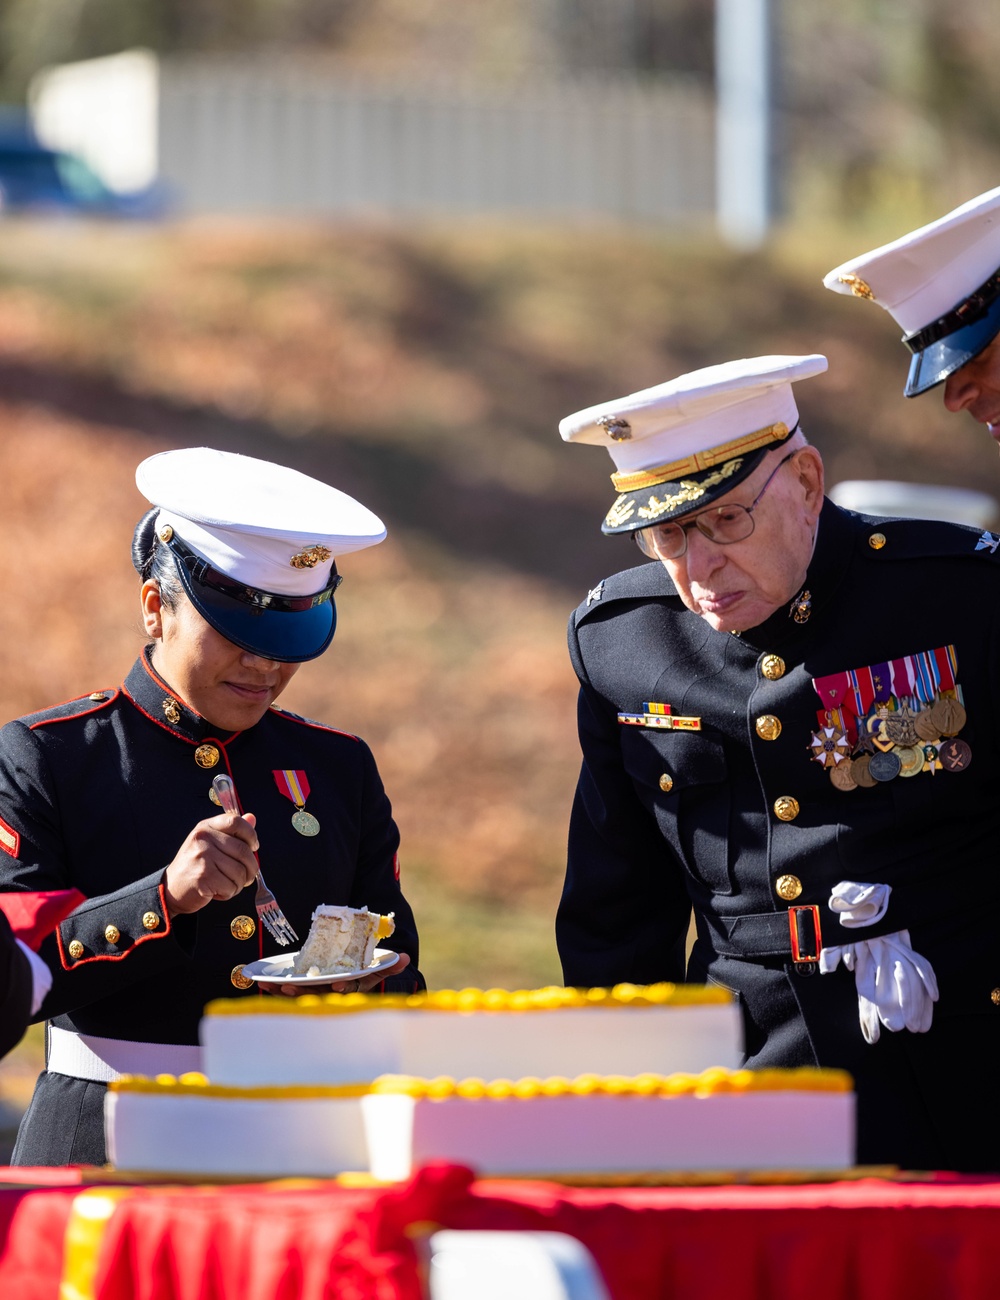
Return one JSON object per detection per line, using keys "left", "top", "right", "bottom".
{"left": 205, "top": 981, "right": 734, "bottom": 1018}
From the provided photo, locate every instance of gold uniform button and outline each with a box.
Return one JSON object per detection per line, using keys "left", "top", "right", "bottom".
{"left": 231, "top": 915, "right": 256, "bottom": 941}
{"left": 68, "top": 940, "right": 85, "bottom": 959}
{"left": 756, "top": 715, "right": 782, "bottom": 741}
{"left": 658, "top": 773, "right": 674, "bottom": 793}
{"left": 869, "top": 532, "right": 887, "bottom": 550}
{"left": 89, "top": 691, "right": 108, "bottom": 702}
{"left": 231, "top": 964, "right": 254, "bottom": 990}
{"left": 760, "top": 655, "right": 786, "bottom": 681}
{"left": 104, "top": 925, "right": 121, "bottom": 945}
{"left": 991, "top": 988, "right": 1000, "bottom": 1007}
{"left": 194, "top": 744, "right": 220, "bottom": 769}
{"left": 775, "top": 874, "right": 803, "bottom": 901}
{"left": 774, "top": 796, "right": 800, "bottom": 822}
{"left": 158, "top": 524, "right": 174, "bottom": 543}
{"left": 142, "top": 911, "right": 161, "bottom": 931}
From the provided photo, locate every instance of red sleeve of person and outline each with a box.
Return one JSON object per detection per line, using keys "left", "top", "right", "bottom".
{"left": 0, "top": 890, "right": 85, "bottom": 950}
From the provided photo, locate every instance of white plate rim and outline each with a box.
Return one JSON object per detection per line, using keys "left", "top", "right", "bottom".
{"left": 241, "top": 947, "right": 398, "bottom": 985}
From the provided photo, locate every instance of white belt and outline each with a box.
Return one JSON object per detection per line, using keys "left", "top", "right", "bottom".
{"left": 47, "top": 1026, "right": 203, "bottom": 1084}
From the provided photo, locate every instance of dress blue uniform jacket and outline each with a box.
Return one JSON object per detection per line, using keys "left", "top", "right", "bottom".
{"left": 0, "top": 647, "right": 422, "bottom": 1165}
{"left": 558, "top": 500, "right": 1000, "bottom": 1172}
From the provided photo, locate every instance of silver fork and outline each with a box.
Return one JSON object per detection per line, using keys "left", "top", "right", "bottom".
{"left": 212, "top": 774, "right": 299, "bottom": 948}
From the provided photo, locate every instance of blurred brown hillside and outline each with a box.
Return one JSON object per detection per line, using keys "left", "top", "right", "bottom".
{"left": 0, "top": 217, "right": 996, "bottom": 996}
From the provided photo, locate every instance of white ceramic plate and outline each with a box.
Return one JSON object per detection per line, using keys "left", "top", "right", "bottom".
{"left": 241, "top": 947, "right": 398, "bottom": 985}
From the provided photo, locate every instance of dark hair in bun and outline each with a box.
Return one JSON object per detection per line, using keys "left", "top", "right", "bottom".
{"left": 131, "top": 508, "right": 182, "bottom": 611}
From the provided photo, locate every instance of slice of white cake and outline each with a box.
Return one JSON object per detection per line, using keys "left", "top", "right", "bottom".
{"left": 292, "top": 904, "right": 395, "bottom": 976}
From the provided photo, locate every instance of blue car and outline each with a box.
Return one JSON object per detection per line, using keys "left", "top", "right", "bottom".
{"left": 0, "top": 136, "right": 166, "bottom": 217}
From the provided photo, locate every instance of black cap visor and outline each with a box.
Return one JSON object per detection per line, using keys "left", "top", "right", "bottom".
{"left": 167, "top": 537, "right": 339, "bottom": 663}
{"left": 602, "top": 441, "right": 788, "bottom": 537}
{"left": 904, "top": 280, "right": 1000, "bottom": 397}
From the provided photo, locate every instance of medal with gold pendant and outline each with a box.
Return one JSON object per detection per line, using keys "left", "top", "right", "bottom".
{"left": 273, "top": 769, "right": 321, "bottom": 836}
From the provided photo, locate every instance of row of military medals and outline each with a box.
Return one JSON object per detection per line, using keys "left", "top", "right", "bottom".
{"left": 809, "top": 694, "right": 970, "bottom": 791}
{"left": 811, "top": 696, "right": 967, "bottom": 785}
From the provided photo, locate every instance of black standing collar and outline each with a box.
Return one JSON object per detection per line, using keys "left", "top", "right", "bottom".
{"left": 121, "top": 645, "right": 240, "bottom": 746}
{"left": 730, "top": 497, "right": 858, "bottom": 651}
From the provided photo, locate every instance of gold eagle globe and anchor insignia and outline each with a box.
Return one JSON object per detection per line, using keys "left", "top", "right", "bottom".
{"left": 838, "top": 273, "right": 875, "bottom": 300}
{"left": 289, "top": 544, "right": 333, "bottom": 570}
{"left": 596, "top": 415, "right": 632, "bottom": 442}
{"left": 789, "top": 589, "right": 812, "bottom": 624}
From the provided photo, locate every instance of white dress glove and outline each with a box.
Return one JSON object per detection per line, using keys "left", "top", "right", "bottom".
{"left": 16, "top": 938, "right": 52, "bottom": 1016}
{"left": 827, "top": 880, "right": 891, "bottom": 928}
{"left": 818, "top": 882, "right": 939, "bottom": 1044}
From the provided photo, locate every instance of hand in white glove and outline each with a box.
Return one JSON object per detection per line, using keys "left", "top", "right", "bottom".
{"left": 819, "top": 930, "right": 939, "bottom": 1044}
{"left": 829, "top": 880, "right": 891, "bottom": 929}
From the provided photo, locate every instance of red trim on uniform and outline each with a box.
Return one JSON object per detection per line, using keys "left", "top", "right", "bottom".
{"left": 0, "top": 814, "right": 20, "bottom": 860}
{"left": 268, "top": 706, "right": 359, "bottom": 741}
{"left": 27, "top": 689, "right": 119, "bottom": 731}
{"left": 56, "top": 881, "right": 173, "bottom": 970}
{"left": 392, "top": 851, "right": 400, "bottom": 882}
{"left": 122, "top": 656, "right": 241, "bottom": 748}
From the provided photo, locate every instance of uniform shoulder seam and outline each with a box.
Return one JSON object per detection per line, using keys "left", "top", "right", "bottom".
{"left": 25, "top": 688, "right": 119, "bottom": 730}
{"left": 268, "top": 706, "right": 360, "bottom": 741}
{"left": 574, "top": 561, "right": 676, "bottom": 623}
{"left": 855, "top": 513, "right": 995, "bottom": 562}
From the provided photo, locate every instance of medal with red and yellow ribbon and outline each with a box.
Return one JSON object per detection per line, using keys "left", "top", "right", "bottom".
{"left": 272, "top": 769, "right": 320, "bottom": 836}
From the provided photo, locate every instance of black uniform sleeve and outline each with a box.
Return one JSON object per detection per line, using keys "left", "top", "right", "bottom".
{"left": 557, "top": 619, "right": 691, "bottom": 988}
{"left": 0, "top": 909, "right": 32, "bottom": 1059}
{"left": 347, "top": 740, "right": 424, "bottom": 992}
{"left": 0, "top": 720, "right": 192, "bottom": 1019}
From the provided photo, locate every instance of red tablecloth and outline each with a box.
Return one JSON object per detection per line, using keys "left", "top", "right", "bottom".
{"left": 4, "top": 1164, "right": 1000, "bottom": 1300}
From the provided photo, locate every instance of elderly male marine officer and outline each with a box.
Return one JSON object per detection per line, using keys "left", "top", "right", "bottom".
{"left": 824, "top": 184, "right": 1000, "bottom": 438}
{"left": 556, "top": 354, "right": 1000, "bottom": 1173}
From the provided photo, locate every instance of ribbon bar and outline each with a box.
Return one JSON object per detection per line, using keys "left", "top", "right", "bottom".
{"left": 617, "top": 713, "right": 702, "bottom": 731}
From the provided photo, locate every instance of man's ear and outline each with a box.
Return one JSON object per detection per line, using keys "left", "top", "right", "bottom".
{"left": 140, "top": 580, "right": 164, "bottom": 639}
{"left": 794, "top": 446, "right": 825, "bottom": 516}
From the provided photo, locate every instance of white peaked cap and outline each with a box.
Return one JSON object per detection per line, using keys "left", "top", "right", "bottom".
{"left": 559, "top": 355, "right": 828, "bottom": 474}
{"left": 823, "top": 185, "right": 1000, "bottom": 334}
{"left": 136, "top": 447, "right": 386, "bottom": 598}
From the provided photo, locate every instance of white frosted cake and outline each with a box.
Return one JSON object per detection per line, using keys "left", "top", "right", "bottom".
{"left": 292, "top": 904, "right": 395, "bottom": 976}
{"left": 106, "top": 1067, "right": 855, "bottom": 1179}
{"left": 362, "top": 1069, "right": 855, "bottom": 1180}
{"left": 105, "top": 1074, "right": 369, "bottom": 1178}
{"left": 202, "top": 983, "right": 744, "bottom": 1086}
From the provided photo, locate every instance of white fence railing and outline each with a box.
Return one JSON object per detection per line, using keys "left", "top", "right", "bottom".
{"left": 32, "top": 54, "right": 715, "bottom": 221}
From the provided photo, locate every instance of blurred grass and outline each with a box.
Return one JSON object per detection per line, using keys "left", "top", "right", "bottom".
{"left": 404, "top": 864, "right": 565, "bottom": 991}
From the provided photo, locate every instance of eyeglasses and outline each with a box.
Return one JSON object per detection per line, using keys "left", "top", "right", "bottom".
{"left": 635, "top": 451, "right": 798, "bottom": 561}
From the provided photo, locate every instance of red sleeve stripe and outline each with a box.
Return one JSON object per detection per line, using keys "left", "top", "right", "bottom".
{"left": 0, "top": 815, "right": 19, "bottom": 859}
